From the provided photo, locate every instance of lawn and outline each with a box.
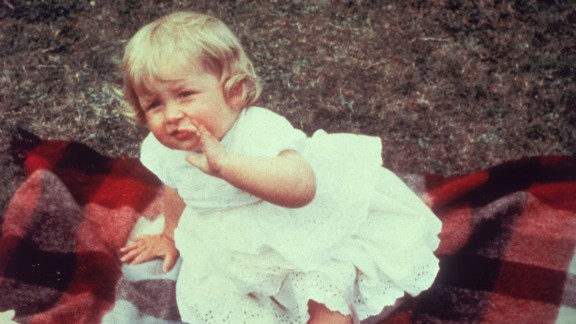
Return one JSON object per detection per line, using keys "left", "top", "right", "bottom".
{"left": 1, "top": 0, "right": 575, "bottom": 214}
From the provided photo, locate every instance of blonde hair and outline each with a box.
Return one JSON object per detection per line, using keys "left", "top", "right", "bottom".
{"left": 120, "top": 11, "right": 261, "bottom": 124}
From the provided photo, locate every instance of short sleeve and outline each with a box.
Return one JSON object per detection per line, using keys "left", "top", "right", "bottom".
{"left": 225, "top": 107, "right": 307, "bottom": 157}
{"left": 140, "top": 133, "right": 177, "bottom": 188}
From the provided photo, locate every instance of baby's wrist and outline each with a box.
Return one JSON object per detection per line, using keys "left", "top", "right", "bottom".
{"left": 161, "top": 233, "right": 175, "bottom": 242}
{"left": 214, "top": 151, "right": 234, "bottom": 179}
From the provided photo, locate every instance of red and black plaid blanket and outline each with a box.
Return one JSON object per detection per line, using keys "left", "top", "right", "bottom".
{"left": 1, "top": 129, "right": 575, "bottom": 323}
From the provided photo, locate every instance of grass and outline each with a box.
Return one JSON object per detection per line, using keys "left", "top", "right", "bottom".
{"left": 1, "top": 0, "right": 575, "bottom": 215}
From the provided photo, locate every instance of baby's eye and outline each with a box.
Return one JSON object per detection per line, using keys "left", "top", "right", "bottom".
{"left": 145, "top": 101, "right": 161, "bottom": 111}
{"left": 179, "top": 91, "right": 195, "bottom": 98}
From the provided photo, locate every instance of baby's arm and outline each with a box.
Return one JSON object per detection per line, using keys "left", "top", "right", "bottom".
{"left": 120, "top": 185, "right": 184, "bottom": 272}
{"left": 161, "top": 185, "right": 185, "bottom": 240}
{"left": 186, "top": 124, "right": 316, "bottom": 208}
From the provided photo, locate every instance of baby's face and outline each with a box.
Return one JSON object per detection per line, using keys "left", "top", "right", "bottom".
{"left": 135, "top": 57, "right": 240, "bottom": 151}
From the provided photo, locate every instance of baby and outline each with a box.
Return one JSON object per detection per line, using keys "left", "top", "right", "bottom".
{"left": 120, "top": 11, "right": 441, "bottom": 323}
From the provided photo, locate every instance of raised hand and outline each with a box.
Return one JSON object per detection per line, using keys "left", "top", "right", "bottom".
{"left": 120, "top": 234, "right": 179, "bottom": 273}
{"left": 185, "top": 121, "right": 230, "bottom": 176}
{"left": 184, "top": 121, "right": 316, "bottom": 208}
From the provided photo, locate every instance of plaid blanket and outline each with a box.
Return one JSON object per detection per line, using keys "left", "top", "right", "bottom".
{"left": 1, "top": 129, "right": 575, "bottom": 323}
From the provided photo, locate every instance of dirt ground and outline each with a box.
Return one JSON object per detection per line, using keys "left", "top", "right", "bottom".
{"left": 1, "top": 0, "right": 575, "bottom": 214}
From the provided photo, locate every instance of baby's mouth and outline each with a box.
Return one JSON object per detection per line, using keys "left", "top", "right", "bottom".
{"left": 170, "top": 125, "right": 198, "bottom": 140}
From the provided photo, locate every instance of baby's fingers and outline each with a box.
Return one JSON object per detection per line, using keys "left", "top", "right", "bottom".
{"left": 119, "top": 241, "right": 139, "bottom": 254}
{"left": 121, "top": 245, "right": 155, "bottom": 265}
{"left": 196, "top": 123, "right": 221, "bottom": 151}
{"left": 129, "top": 250, "right": 155, "bottom": 266}
{"left": 120, "top": 236, "right": 148, "bottom": 252}
{"left": 163, "top": 253, "right": 178, "bottom": 273}
{"left": 120, "top": 238, "right": 151, "bottom": 261}
{"left": 120, "top": 246, "right": 144, "bottom": 263}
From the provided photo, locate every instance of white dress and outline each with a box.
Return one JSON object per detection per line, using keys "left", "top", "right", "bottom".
{"left": 140, "top": 107, "right": 441, "bottom": 323}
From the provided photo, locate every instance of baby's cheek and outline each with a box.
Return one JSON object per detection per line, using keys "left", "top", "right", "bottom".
{"left": 190, "top": 115, "right": 215, "bottom": 135}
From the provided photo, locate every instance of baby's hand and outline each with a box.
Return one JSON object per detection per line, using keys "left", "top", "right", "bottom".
{"left": 120, "top": 234, "right": 179, "bottom": 273}
{"left": 0, "top": 309, "right": 16, "bottom": 324}
{"left": 185, "top": 122, "right": 230, "bottom": 176}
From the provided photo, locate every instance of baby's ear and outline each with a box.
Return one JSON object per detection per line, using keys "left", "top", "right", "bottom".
{"left": 226, "top": 81, "right": 245, "bottom": 111}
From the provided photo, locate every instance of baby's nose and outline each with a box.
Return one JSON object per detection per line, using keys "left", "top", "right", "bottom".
{"left": 164, "top": 102, "right": 184, "bottom": 122}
